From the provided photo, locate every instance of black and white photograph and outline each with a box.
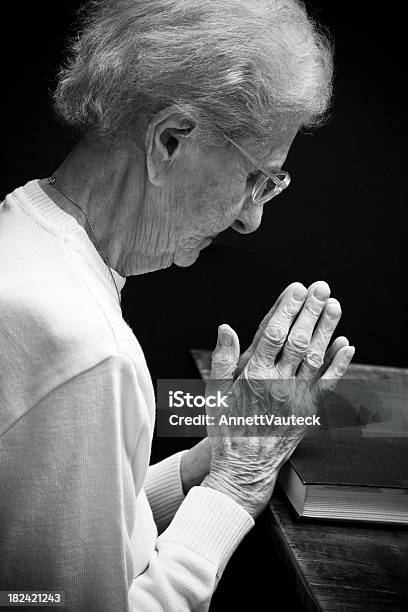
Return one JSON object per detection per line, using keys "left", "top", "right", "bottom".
{"left": 1, "top": 1, "right": 407, "bottom": 610}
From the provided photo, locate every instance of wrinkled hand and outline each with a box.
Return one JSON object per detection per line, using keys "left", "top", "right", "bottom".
{"left": 201, "top": 281, "right": 355, "bottom": 518}
{"left": 233, "top": 281, "right": 350, "bottom": 380}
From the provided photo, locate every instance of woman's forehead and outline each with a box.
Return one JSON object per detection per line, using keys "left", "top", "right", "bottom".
{"left": 247, "top": 123, "right": 300, "bottom": 165}
{"left": 244, "top": 141, "right": 292, "bottom": 171}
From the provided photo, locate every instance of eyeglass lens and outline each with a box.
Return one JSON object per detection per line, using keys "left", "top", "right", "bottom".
{"left": 253, "top": 176, "right": 281, "bottom": 202}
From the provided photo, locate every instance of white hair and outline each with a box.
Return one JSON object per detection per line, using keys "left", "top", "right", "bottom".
{"left": 53, "top": 0, "right": 334, "bottom": 145}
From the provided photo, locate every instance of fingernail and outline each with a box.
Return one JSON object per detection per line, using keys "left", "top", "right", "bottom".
{"left": 293, "top": 285, "right": 307, "bottom": 301}
{"left": 314, "top": 284, "right": 330, "bottom": 300}
{"left": 219, "top": 326, "right": 232, "bottom": 346}
{"left": 347, "top": 346, "right": 355, "bottom": 359}
{"left": 327, "top": 302, "right": 341, "bottom": 318}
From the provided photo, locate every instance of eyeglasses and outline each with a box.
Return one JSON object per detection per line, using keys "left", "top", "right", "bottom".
{"left": 224, "top": 135, "right": 291, "bottom": 206}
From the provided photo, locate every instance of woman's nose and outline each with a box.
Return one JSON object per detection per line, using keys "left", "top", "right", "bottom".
{"left": 231, "top": 200, "right": 264, "bottom": 234}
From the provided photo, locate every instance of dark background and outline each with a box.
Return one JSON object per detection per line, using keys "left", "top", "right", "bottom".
{"left": 1, "top": 3, "right": 406, "bottom": 609}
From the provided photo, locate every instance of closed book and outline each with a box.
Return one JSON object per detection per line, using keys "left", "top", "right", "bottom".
{"left": 278, "top": 367, "right": 408, "bottom": 524}
{"left": 278, "top": 433, "right": 408, "bottom": 524}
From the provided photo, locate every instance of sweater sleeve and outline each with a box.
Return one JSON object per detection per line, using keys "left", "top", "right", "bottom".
{"left": 129, "top": 486, "right": 254, "bottom": 611}
{"left": 143, "top": 450, "right": 188, "bottom": 533}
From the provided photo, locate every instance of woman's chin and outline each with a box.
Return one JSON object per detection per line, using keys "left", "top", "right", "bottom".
{"left": 174, "top": 238, "right": 213, "bottom": 267}
{"left": 173, "top": 249, "right": 201, "bottom": 267}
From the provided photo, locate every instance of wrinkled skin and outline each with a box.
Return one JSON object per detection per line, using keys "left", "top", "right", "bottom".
{"left": 200, "top": 280, "right": 354, "bottom": 518}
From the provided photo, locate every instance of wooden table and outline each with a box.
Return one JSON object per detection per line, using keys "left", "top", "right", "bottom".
{"left": 266, "top": 491, "right": 408, "bottom": 612}
{"left": 191, "top": 350, "right": 408, "bottom": 611}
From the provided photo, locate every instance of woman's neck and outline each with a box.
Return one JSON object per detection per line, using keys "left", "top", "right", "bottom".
{"left": 39, "top": 137, "right": 147, "bottom": 275}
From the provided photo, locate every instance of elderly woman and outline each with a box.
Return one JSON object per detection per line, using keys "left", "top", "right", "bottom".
{"left": 0, "top": 0, "right": 354, "bottom": 610}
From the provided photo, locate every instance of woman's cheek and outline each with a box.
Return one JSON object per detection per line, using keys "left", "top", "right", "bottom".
{"left": 188, "top": 176, "right": 243, "bottom": 235}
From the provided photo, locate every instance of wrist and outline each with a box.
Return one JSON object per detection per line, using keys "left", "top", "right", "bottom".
{"left": 201, "top": 469, "right": 280, "bottom": 519}
{"left": 201, "top": 473, "right": 258, "bottom": 518}
{"left": 180, "top": 438, "right": 212, "bottom": 495}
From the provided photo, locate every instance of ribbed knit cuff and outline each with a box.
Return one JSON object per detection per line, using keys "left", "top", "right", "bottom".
{"left": 158, "top": 486, "right": 254, "bottom": 577}
{"left": 144, "top": 450, "right": 187, "bottom": 532}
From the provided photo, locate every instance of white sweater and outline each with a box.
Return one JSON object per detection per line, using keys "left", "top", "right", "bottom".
{"left": 0, "top": 180, "right": 253, "bottom": 611}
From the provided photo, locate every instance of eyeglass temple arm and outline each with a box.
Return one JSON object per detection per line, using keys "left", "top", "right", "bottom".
{"left": 224, "top": 135, "right": 288, "bottom": 188}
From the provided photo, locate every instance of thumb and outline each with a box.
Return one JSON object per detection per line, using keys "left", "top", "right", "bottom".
{"left": 210, "top": 324, "right": 240, "bottom": 380}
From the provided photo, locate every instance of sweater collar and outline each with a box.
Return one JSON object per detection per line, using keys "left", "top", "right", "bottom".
{"left": 15, "top": 179, "right": 126, "bottom": 299}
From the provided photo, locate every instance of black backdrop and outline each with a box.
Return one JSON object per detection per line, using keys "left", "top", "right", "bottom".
{"left": 2, "top": 2, "right": 407, "bottom": 609}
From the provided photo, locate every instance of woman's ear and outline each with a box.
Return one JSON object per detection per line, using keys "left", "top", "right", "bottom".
{"left": 145, "top": 107, "right": 195, "bottom": 185}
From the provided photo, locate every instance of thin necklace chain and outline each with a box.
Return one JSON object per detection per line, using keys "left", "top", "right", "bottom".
{"left": 48, "top": 176, "right": 122, "bottom": 307}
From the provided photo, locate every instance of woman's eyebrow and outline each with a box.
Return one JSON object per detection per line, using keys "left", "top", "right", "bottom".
{"left": 267, "top": 163, "right": 283, "bottom": 173}
{"left": 263, "top": 151, "right": 286, "bottom": 171}
{"left": 253, "top": 146, "right": 283, "bottom": 173}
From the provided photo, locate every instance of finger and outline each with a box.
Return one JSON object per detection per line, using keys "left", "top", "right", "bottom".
{"left": 249, "top": 282, "right": 306, "bottom": 351}
{"left": 315, "top": 345, "right": 355, "bottom": 394}
{"left": 307, "top": 335, "right": 349, "bottom": 389}
{"left": 208, "top": 325, "right": 240, "bottom": 406}
{"left": 210, "top": 324, "right": 240, "bottom": 380}
{"left": 297, "top": 298, "right": 342, "bottom": 379}
{"left": 277, "top": 281, "right": 331, "bottom": 377}
{"left": 315, "top": 336, "right": 349, "bottom": 382}
{"left": 235, "top": 282, "right": 304, "bottom": 376}
{"left": 248, "top": 283, "right": 308, "bottom": 372}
